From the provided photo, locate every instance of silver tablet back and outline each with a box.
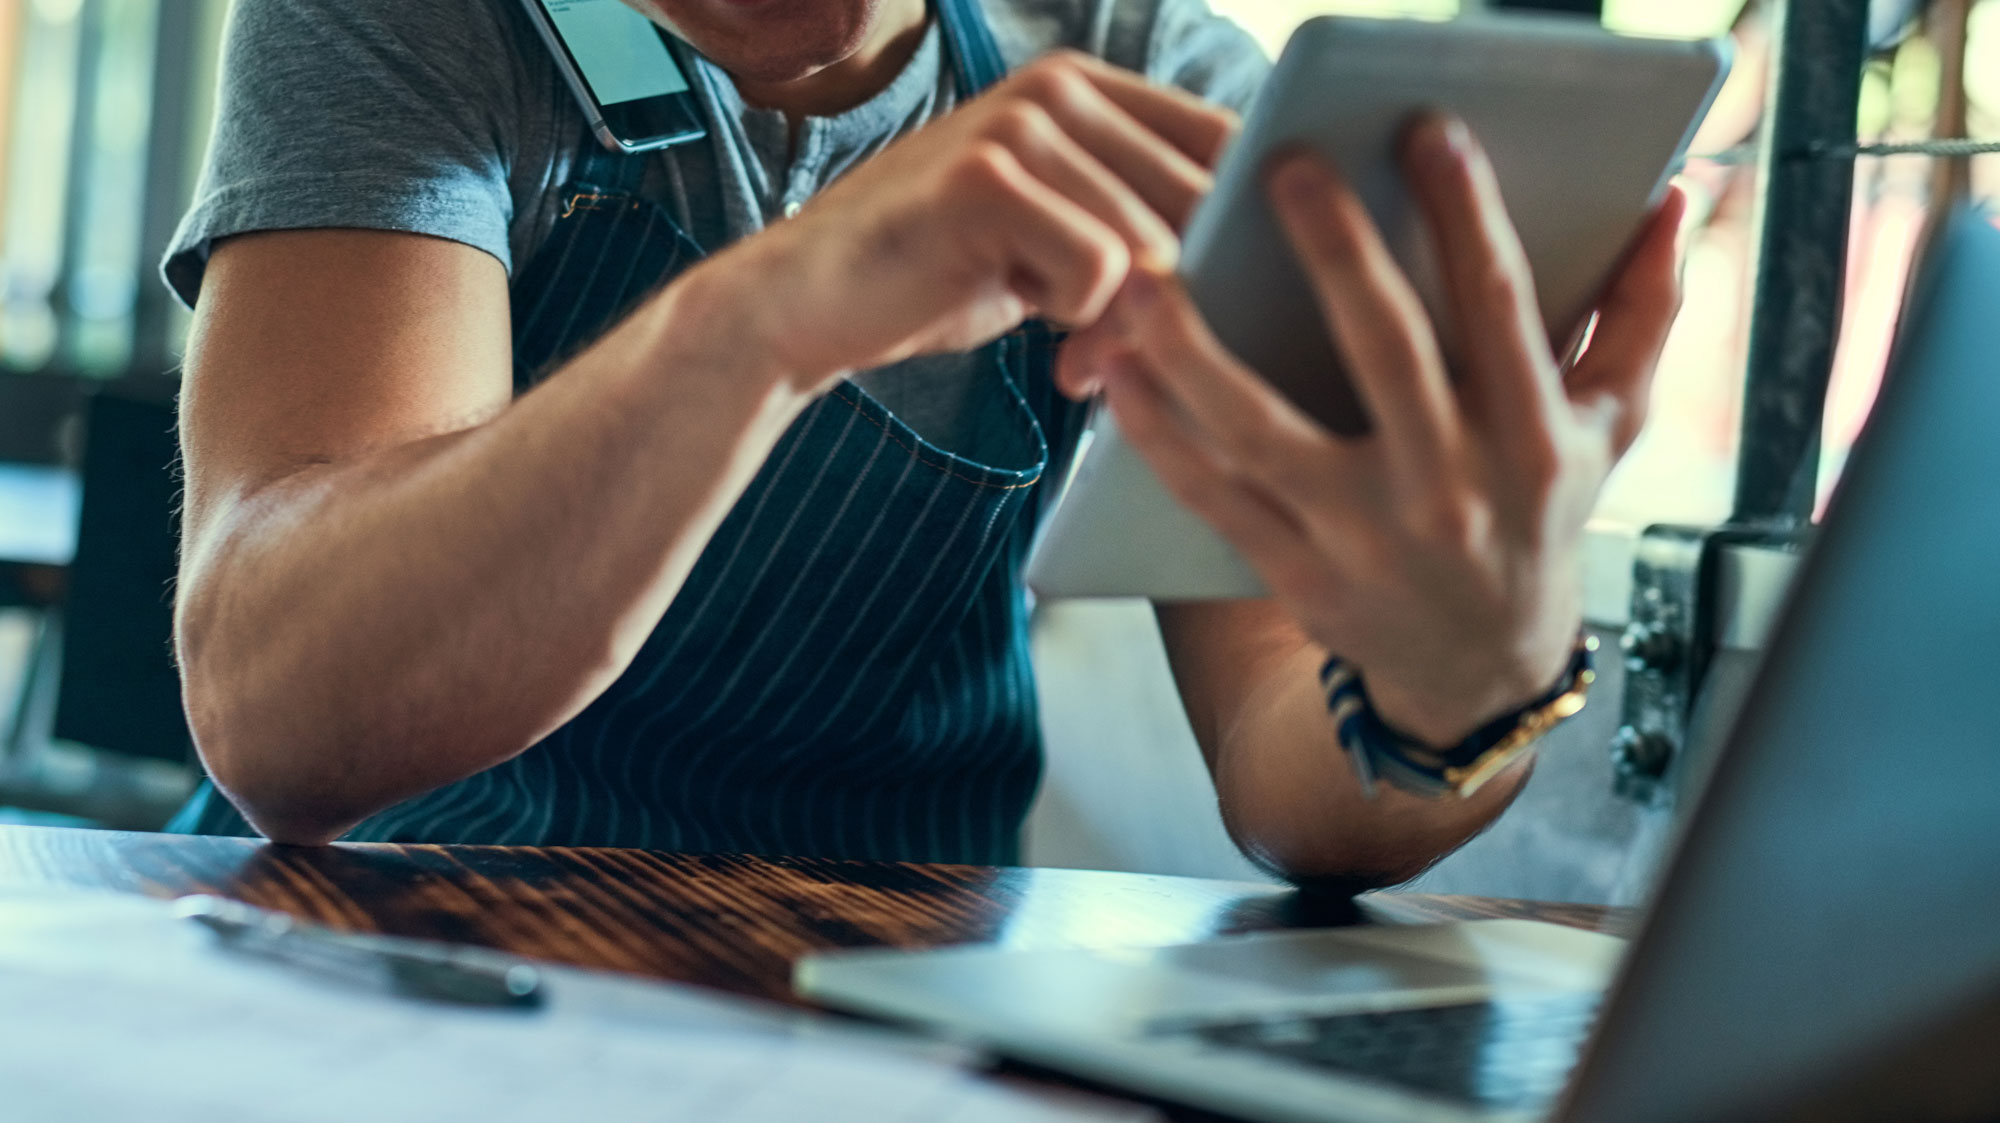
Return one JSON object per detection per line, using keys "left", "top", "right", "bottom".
{"left": 1183, "top": 15, "right": 1729, "bottom": 437}
{"left": 1027, "top": 16, "right": 1729, "bottom": 600}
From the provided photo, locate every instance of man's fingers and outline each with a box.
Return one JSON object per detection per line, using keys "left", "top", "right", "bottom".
{"left": 1053, "top": 320, "right": 1125, "bottom": 400}
{"left": 1002, "top": 55, "right": 1221, "bottom": 232}
{"left": 1045, "top": 51, "right": 1240, "bottom": 169}
{"left": 1036, "top": 77, "right": 1218, "bottom": 232}
{"left": 957, "top": 145, "right": 1132, "bottom": 325}
{"left": 1399, "top": 115, "right": 1560, "bottom": 434}
{"left": 1110, "top": 267, "right": 1356, "bottom": 510}
{"left": 992, "top": 102, "right": 1182, "bottom": 269}
{"left": 1100, "top": 358, "right": 1341, "bottom": 607}
{"left": 1568, "top": 186, "right": 1688, "bottom": 457}
{"left": 1265, "top": 150, "right": 1459, "bottom": 474}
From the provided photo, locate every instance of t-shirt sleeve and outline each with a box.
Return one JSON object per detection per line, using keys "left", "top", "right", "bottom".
{"left": 1142, "top": 0, "right": 1269, "bottom": 116}
{"left": 161, "top": 0, "right": 530, "bottom": 308}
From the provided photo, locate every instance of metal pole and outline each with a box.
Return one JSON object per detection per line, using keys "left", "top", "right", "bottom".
{"left": 1730, "top": 0, "right": 1871, "bottom": 526}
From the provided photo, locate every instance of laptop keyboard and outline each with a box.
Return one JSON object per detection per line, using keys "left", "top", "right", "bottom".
{"left": 1166, "top": 992, "right": 1602, "bottom": 1112}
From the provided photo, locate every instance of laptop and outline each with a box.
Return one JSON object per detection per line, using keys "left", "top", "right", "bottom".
{"left": 796, "top": 207, "right": 2000, "bottom": 1122}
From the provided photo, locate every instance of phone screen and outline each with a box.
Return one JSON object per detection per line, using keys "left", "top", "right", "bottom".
{"left": 538, "top": 0, "right": 690, "bottom": 106}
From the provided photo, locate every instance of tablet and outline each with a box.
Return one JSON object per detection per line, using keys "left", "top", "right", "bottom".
{"left": 1025, "top": 14, "right": 1731, "bottom": 600}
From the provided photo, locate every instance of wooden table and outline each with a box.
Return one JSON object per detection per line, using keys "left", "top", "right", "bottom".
{"left": 0, "top": 824, "right": 1631, "bottom": 1117}
{"left": 0, "top": 825, "right": 1626, "bottom": 1003}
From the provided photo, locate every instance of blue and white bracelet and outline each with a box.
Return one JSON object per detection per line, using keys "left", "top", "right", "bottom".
{"left": 1319, "top": 636, "right": 1597, "bottom": 800}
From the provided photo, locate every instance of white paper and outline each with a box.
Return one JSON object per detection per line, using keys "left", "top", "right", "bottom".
{"left": 0, "top": 889, "right": 1155, "bottom": 1123}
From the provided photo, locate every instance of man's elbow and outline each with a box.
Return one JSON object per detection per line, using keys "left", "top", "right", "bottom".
{"left": 189, "top": 729, "right": 356, "bottom": 846}
{"left": 175, "top": 593, "right": 353, "bottom": 844}
{"left": 1240, "top": 834, "right": 1441, "bottom": 894}
{"left": 182, "top": 671, "right": 357, "bottom": 846}
{"left": 1222, "top": 806, "right": 1459, "bottom": 893}
{"left": 1217, "top": 761, "right": 1530, "bottom": 893}
{"left": 238, "top": 806, "right": 349, "bottom": 848}
{"left": 196, "top": 768, "right": 352, "bottom": 847}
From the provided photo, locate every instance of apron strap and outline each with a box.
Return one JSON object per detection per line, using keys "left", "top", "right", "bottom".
{"left": 935, "top": 0, "right": 1011, "bottom": 99}
{"left": 571, "top": 123, "right": 667, "bottom": 194}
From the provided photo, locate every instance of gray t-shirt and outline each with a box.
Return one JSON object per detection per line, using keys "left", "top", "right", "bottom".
{"left": 163, "top": 0, "right": 1267, "bottom": 449}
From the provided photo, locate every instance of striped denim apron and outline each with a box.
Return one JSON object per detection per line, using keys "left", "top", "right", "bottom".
{"left": 171, "top": 0, "right": 1090, "bottom": 865}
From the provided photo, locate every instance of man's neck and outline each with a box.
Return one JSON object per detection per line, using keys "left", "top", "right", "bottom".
{"left": 731, "top": 0, "right": 932, "bottom": 126}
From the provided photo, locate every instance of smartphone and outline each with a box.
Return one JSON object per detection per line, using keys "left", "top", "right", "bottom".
{"left": 519, "top": 0, "right": 707, "bottom": 153}
{"left": 1180, "top": 15, "right": 1730, "bottom": 436}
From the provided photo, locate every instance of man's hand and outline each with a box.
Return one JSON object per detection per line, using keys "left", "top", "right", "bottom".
{"left": 700, "top": 50, "right": 1238, "bottom": 394}
{"left": 1062, "top": 115, "right": 1687, "bottom": 748}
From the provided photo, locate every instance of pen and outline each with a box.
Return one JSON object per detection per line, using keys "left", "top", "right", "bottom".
{"left": 175, "top": 894, "right": 545, "bottom": 1009}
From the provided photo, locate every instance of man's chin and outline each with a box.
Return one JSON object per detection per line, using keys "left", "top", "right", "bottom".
{"left": 633, "top": 0, "right": 881, "bottom": 83}
{"left": 701, "top": 47, "right": 842, "bottom": 88}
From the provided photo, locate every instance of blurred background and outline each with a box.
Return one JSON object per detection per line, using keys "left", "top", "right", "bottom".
{"left": 0, "top": 0, "right": 1994, "bottom": 902}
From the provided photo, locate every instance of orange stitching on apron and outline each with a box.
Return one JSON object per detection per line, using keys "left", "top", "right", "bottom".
{"left": 560, "top": 192, "right": 642, "bottom": 219}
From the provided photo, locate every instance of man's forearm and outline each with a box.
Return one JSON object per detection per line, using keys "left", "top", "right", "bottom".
{"left": 1210, "top": 643, "right": 1533, "bottom": 888}
{"left": 176, "top": 51, "right": 1249, "bottom": 845}
{"left": 177, "top": 266, "right": 812, "bottom": 844}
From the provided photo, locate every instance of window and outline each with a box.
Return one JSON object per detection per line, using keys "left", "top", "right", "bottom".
{"left": 0, "top": 0, "right": 228, "bottom": 379}
{"left": 1204, "top": 0, "right": 2000, "bottom": 527}
{"left": 0, "top": 0, "right": 1992, "bottom": 501}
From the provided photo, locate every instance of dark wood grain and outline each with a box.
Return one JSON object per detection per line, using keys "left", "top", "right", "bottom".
{"left": 0, "top": 824, "right": 1629, "bottom": 1005}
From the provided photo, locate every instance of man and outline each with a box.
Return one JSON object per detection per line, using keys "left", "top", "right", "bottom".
{"left": 163, "top": 0, "right": 1685, "bottom": 887}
